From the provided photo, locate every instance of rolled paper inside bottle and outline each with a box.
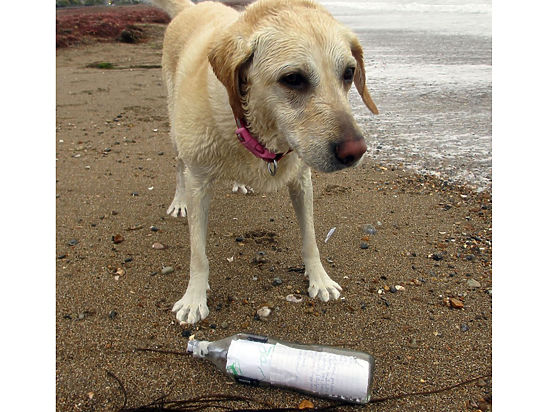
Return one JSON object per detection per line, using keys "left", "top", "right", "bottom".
{"left": 225, "top": 339, "right": 371, "bottom": 403}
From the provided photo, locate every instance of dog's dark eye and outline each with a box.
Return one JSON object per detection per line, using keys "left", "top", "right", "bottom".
{"left": 279, "top": 72, "right": 309, "bottom": 91}
{"left": 343, "top": 66, "right": 355, "bottom": 83}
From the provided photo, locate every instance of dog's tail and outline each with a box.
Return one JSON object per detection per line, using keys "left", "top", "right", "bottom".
{"left": 148, "top": 0, "right": 194, "bottom": 19}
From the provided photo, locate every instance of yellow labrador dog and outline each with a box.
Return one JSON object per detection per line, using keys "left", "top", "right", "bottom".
{"left": 150, "top": 0, "right": 378, "bottom": 324}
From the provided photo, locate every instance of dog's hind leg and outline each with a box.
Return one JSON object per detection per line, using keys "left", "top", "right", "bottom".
{"left": 167, "top": 158, "right": 188, "bottom": 217}
{"left": 172, "top": 168, "right": 212, "bottom": 324}
{"left": 288, "top": 167, "right": 342, "bottom": 302}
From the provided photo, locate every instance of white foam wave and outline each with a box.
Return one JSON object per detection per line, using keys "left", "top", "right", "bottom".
{"left": 321, "top": 1, "right": 491, "bottom": 14}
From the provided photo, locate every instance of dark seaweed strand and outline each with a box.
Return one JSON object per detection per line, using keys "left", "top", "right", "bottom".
{"left": 369, "top": 372, "right": 491, "bottom": 404}
{"left": 106, "top": 370, "right": 128, "bottom": 410}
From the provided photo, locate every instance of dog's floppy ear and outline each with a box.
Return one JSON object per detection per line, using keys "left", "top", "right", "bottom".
{"left": 350, "top": 36, "right": 379, "bottom": 115}
{"left": 208, "top": 26, "right": 254, "bottom": 121}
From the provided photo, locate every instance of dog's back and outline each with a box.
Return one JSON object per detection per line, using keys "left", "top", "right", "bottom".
{"left": 151, "top": 1, "right": 238, "bottom": 132}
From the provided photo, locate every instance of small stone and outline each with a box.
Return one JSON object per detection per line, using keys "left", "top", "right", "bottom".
{"left": 256, "top": 306, "right": 271, "bottom": 319}
{"left": 124, "top": 257, "right": 133, "bottom": 263}
{"left": 112, "top": 234, "right": 124, "bottom": 244}
{"left": 210, "top": 323, "right": 217, "bottom": 329}
{"left": 298, "top": 399, "right": 314, "bottom": 409}
{"left": 466, "top": 279, "right": 481, "bottom": 288}
{"left": 432, "top": 252, "right": 444, "bottom": 261}
{"left": 78, "top": 312, "right": 86, "bottom": 320}
{"left": 131, "top": 192, "right": 139, "bottom": 197}
{"left": 109, "top": 310, "right": 117, "bottom": 319}
{"left": 58, "top": 254, "right": 67, "bottom": 259}
{"left": 395, "top": 285, "right": 405, "bottom": 291}
{"left": 150, "top": 226, "right": 159, "bottom": 232}
{"left": 272, "top": 277, "right": 283, "bottom": 286}
{"left": 449, "top": 298, "right": 464, "bottom": 309}
{"left": 286, "top": 294, "right": 303, "bottom": 303}
{"left": 389, "top": 286, "right": 398, "bottom": 293}
{"left": 460, "top": 323, "right": 469, "bottom": 332}
{"left": 235, "top": 236, "right": 244, "bottom": 242}
{"left": 360, "top": 242, "right": 369, "bottom": 249}
{"left": 362, "top": 224, "right": 377, "bottom": 235}
{"left": 115, "top": 267, "right": 125, "bottom": 277}
{"left": 152, "top": 242, "right": 165, "bottom": 250}
{"left": 161, "top": 266, "right": 174, "bottom": 275}
{"left": 221, "top": 321, "right": 229, "bottom": 329}
{"left": 181, "top": 329, "right": 192, "bottom": 338}
{"left": 68, "top": 239, "right": 78, "bottom": 246}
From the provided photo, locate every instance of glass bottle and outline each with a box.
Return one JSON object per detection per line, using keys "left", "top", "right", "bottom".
{"left": 187, "top": 332, "right": 375, "bottom": 404}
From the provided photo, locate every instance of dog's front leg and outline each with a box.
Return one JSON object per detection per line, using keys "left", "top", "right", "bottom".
{"left": 288, "top": 167, "right": 342, "bottom": 302}
{"left": 172, "top": 169, "right": 212, "bottom": 324}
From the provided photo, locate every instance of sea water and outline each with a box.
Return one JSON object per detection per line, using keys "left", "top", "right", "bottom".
{"left": 320, "top": 0, "right": 492, "bottom": 190}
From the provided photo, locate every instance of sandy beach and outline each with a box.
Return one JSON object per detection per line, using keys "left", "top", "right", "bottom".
{"left": 56, "top": 6, "right": 492, "bottom": 411}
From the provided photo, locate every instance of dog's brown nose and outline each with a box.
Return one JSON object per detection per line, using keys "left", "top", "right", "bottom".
{"left": 334, "top": 138, "right": 367, "bottom": 166}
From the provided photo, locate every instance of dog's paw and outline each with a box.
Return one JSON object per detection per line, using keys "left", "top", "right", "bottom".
{"left": 306, "top": 269, "right": 342, "bottom": 302}
{"left": 167, "top": 195, "right": 187, "bottom": 218}
{"left": 231, "top": 183, "right": 254, "bottom": 195}
{"left": 172, "top": 291, "right": 209, "bottom": 324}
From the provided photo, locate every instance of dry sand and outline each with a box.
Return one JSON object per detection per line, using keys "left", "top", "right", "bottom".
{"left": 56, "top": 17, "right": 492, "bottom": 412}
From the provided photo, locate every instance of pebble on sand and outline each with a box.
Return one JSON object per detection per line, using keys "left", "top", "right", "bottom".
{"left": 466, "top": 279, "right": 481, "bottom": 288}
{"left": 298, "top": 399, "right": 314, "bottom": 409}
{"left": 152, "top": 242, "right": 165, "bottom": 250}
{"left": 272, "top": 277, "right": 283, "bottom": 286}
{"left": 161, "top": 266, "right": 174, "bottom": 275}
{"left": 256, "top": 306, "right": 271, "bottom": 320}
{"left": 112, "top": 234, "right": 124, "bottom": 244}
{"left": 286, "top": 294, "right": 303, "bottom": 303}
{"left": 362, "top": 224, "right": 377, "bottom": 235}
{"left": 449, "top": 298, "right": 464, "bottom": 309}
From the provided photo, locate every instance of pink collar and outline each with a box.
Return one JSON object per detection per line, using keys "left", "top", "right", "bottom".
{"left": 235, "top": 118, "right": 292, "bottom": 176}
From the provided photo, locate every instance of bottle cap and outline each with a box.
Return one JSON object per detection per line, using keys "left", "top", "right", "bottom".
{"left": 186, "top": 339, "right": 198, "bottom": 354}
{"left": 186, "top": 339, "right": 211, "bottom": 357}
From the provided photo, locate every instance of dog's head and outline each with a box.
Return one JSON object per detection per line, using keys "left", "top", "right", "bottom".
{"left": 208, "top": 0, "right": 378, "bottom": 172}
